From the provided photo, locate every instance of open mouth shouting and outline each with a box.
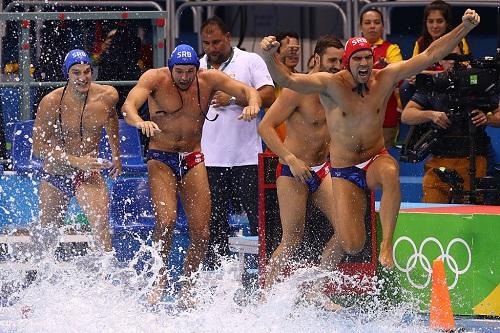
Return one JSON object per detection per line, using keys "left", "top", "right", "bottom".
{"left": 358, "top": 68, "right": 370, "bottom": 81}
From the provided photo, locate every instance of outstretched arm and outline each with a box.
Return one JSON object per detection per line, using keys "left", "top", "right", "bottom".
{"left": 388, "top": 9, "right": 480, "bottom": 82}
{"left": 260, "top": 36, "right": 330, "bottom": 94}
{"left": 122, "top": 69, "right": 161, "bottom": 137}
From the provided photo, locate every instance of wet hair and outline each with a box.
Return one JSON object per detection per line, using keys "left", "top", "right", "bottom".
{"left": 275, "top": 31, "right": 299, "bottom": 53}
{"left": 201, "top": 16, "right": 230, "bottom": 35}
{"left": 417, "top": 0, "right": 454, "bottom": 53}
{"left": 313, "top": 35, "right": 344, "bottom": 57}
{"left": 359, "top": 7, "right": 384, "bottom": 25}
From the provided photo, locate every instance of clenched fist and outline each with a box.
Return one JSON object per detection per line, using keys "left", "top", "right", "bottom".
{"left": 260, "top": 36, "right": 281, "bottom": 56}
{"left": 462, "top": 9, "right": 480, "bottom": 29}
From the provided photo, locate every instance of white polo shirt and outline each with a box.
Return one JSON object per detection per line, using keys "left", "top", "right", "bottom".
{"left": 200, "top": 47, "right": 274, "bottom": 167}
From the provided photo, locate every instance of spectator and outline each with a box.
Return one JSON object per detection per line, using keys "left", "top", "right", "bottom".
{"left": 92, "top": 28, "right": 117, "bottom": 66}
{"left": 199, "top": 16, "right": 275, "bottom": 269}
{"left": 400, "top": 0, "right": 471, "bottom": 107}
{"left": 401, "top": 46, "right": 499, "bottom": 203}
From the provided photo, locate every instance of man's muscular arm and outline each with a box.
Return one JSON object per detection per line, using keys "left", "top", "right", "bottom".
{"left": 103, "top": 86, "right": 122, "bottom": 178}
{"left": 260, "top": 36, "right": 331, "bottom": 95}
{"left": 122, "top": 69, "right": 161, "bottom": 137}
{"left": 209, "top": 70, "right": 262, "bottom": 121}
{"left": 386, "top": 9, "right": 480, "bottom": 83}
{"left": 258, "top": 89, "right": 312, "bottom": 182}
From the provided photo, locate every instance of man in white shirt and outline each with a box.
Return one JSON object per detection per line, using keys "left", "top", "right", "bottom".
{"left": 200, "top": 16, "right": 275, "bottom": 269}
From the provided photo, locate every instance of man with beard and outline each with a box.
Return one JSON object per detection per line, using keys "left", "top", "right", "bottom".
{"left": 260, "top": 9, "right": 480, "bottom": 269}
{"left": 199, "top": 16, "right": 275, "bottom": 270}
{"left": 258, "top": 35, "right": 344, "bottom": 291}
{"left": 33, "top": 49, "right": 121, "bottom": 254}
{"left": 122, "top": 44, "right": 261, "bottom": 305}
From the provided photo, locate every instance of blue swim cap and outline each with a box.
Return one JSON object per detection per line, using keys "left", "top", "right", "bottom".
{"left": 168, "top": 44, "right": 199, "bottom": 70}
{"left": 62, "top": 49, "right": 91, "bottom": 79}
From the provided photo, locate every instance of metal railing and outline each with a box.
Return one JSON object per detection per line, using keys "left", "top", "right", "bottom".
{"left": 173, "top": 0, "right": 350, "bottom": 55}
{"left": 1, "top": 1, "right": 165, "bottom": 83}
{"left": 4, "top": 1, "right": 163, "bottom": 12}
{"left": 0, "top": 10, "right": 167, "bottom": 120}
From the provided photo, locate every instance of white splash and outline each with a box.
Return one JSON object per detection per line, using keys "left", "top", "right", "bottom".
{"left": 0, "top": 251, "right": 433, "bottom": 333}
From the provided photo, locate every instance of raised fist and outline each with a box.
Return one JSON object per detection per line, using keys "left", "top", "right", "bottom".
{"left": 462, "top": 9, "right": 480, "bottom": 29}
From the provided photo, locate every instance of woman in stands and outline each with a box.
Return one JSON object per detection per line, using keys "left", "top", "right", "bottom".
{"left": 400, "top": 0, "right": 471, "bottom": 107}
{"left": 413, "top": 0, "right": 470, "bottom": 64}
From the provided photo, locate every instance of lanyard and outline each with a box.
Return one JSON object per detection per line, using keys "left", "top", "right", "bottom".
{"left": 57, "top": 83, "right": 89, "bottom": 145}
{"left": 207, "top": 47, "right": 234, "bottom": 71}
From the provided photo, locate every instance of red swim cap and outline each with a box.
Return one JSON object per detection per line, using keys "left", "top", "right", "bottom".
{"left": 342, "top": 37, "right": 373, "bottom": 71}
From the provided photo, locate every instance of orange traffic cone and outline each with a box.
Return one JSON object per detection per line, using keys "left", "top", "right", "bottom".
{"left": 429, "top": 258, "right": 456, "bottom": 331}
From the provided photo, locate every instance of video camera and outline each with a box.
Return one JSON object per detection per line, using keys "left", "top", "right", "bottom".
{"left": 400, "top": 52, "right": 499, "bottom": 163}
{"left": 400, "top": 50, "right": 500, "bottom": 204}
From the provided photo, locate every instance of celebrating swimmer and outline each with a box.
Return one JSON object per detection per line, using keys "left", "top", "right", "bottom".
{"left": 258, "top": 35, "right": 345, "bottom": 291}
{"left": 121, "top": 44, "right": 261, "bottom": 306}
{"left": 33, "top": 49, "right": 121, "bottom": 253}
{"left": 260, "top": 9, "right": 480, "bottom": 268}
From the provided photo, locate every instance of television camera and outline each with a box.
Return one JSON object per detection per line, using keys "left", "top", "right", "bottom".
{"left": 400, "top": 51, "right": 500, "bottom": 204}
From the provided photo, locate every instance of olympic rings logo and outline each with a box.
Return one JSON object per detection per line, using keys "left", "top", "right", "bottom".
{"left": 393, "top": 236, "right": 471, "bottom": 290}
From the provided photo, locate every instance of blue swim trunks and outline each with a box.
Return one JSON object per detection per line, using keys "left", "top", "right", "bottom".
{"left": 276, "top": 161, "right": 330, "bottom": 193}
{"left": 330, "top": 148, "right": 388, "bottom": 190}
{"left": 41, "top": 171, "right": 96, "bottom": 198}
{"left": 146, "top": 149, "right": 204, "bottom": 181}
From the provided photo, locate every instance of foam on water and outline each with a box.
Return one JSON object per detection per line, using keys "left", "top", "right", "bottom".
{"left": 0, "top": 250, "right": 434, "bottom": 333}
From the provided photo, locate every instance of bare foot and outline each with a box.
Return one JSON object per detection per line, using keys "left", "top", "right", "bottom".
{"left": 320, "top": 299, "right": 343, "bottom": 312}
{"left": 146, "top": 273, "right": 168, "bottom": 305}
{"left": 177, "top": 294, "right": 197, "bottom": 310}
{"left": 177, "top": 286, "right": 197, "bottom": 310}
{"left": 379, "top": 241, "right": 394, "bottom": 269}
{"left": 257, "top": 289, "right": 267, "bottom": 304}
{"left": 299, "top": 282, "right": 342, "bottom": 312}
{"left": 20, "top": 305, "right": 33, "bottom": 318}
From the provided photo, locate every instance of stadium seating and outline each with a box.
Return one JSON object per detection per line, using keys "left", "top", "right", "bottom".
{"left": 109, "top": 176, "right": 155, "bottom": 232}
{"left": 99, "top": 119, "right": 147, "bottom": 174}
{"left": 11, "top": 120, "right": 42, "bottom": 174}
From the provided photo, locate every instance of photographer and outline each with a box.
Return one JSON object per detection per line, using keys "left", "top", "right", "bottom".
{"left": 401, "top": 48, "right": 499, "bottom": 203}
